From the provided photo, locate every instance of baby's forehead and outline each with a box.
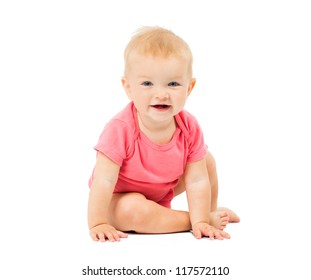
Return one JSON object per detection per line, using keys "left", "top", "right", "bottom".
{"left": 124, "top": 50, "right": 192, "bottom": 77}
{"left": 128, "top": 51, "right": 188, "bottom": 63}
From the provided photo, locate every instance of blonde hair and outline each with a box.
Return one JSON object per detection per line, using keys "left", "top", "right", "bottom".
{"left": 124, "top": 26, "right": 193, "bottom": 76}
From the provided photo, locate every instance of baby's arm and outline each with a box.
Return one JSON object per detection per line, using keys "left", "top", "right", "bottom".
{"left": 184, "top": 159, "right": 229, "bottom": 240}
{"left": 88, "top": 152, "right": 128, "bottom": 242}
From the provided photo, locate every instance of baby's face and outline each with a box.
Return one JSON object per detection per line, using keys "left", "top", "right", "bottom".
{"left": 122, "top": 53, "right": 195, "bottom": 126}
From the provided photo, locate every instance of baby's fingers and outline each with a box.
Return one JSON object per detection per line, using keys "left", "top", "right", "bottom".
{"left": 97, "top": 232, "right": 108, "bottom": 242}
{"left": 117, "top": 230, "right": 128, "bottom": 239}
{"left": 203, "top": 227, "right": 217, "bottom": 240}
{"left": 212, "top": 230, "right": 224, "bottom": 240}
{"left": 193, "top": 223, "right": 231, "bottom": 240}
{"left": 219, "top": 230, "right": 230, "bottom": 239}
{"left": 193, "top": 224, "right": 215, "bottom": 239}
{"left": 90, "top": 231, "right": 100, "bottom": 241}
{"left": 193, "top": 228, "right": 202, "bottom": 239}
{"left": 108, "top": 230, "right": 128, "bottom": 242}
{"left": 103, "top": 231, "right": 119, "bottom": 242}
{"left": 89, "top": 224, "right": 128, "bottom": 242}
{"left": 98, "top": 230, "right": 128, "bottom": 242}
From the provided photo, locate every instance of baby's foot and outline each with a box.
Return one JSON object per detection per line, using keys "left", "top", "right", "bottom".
{"left": 209, "top": 211, "right": 230, "bottom": 230}
{"left": 217, "top": 207, "right": 240, "bottom": 223}
{"left": 209, "top": 208, "right": 240, "bottom": 230}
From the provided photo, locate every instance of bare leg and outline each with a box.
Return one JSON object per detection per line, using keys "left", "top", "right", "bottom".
{"left": 108, "top": 151, "right": 239, "bottom": 234}
{"left": 108, "top": 193, "right": 192, "bottom": 233}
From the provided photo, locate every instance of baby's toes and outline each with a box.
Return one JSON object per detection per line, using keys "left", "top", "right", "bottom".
{"left": 220, "top": 215, "right": 229, "bottom": 228}
{"left": 219, "top": 211, "right": 229, "bottom": 219}
{"left": 219, "top": 224, "right": 226, "bottom": 230}
{"left": 221, "top": 220, "right": 228, "bottom": 229}
{"left": 220, "top": 212, "right": 229, "bottom": 221}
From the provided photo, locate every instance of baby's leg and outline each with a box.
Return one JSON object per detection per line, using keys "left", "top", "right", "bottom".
{"left": 108, "top": 192, "right": 192, "bottom": 233}
{"left": 174, "top": 151, "right": 240, "bottom": 229}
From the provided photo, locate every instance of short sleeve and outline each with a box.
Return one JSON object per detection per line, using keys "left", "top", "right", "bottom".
{"left": 94, "top": 120, "right": 134, "bottom": 166}
{"left": 186, "top": 115, "right": 208, "bottom": 163}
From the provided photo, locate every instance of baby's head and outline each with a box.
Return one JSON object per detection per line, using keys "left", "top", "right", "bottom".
{"left": 124, "top": 26, "right": 193, "bottom": 77}
{"left": 122, "top": 27, "right": 196, "bottom": 122}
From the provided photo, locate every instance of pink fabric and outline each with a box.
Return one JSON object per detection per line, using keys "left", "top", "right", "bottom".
{"left": 89, "top": 102, "right": 207, "bottom": 208}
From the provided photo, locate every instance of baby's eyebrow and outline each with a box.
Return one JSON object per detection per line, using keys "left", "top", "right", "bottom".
{"left": 137, "top": 75, "right": 152, "bottom": 79}
{"left": 169, "top": 74, "right": 184, "bottom": 79}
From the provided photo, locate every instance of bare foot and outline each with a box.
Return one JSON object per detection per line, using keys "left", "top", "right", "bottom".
{"left": 209, "top": 208, "right": 240, "bottom": 230}
{"left": 209, "top": 211, "right": 229, "bottom": 230}
{"left": 217, "top": 207, "right": 240, "bottom": 223}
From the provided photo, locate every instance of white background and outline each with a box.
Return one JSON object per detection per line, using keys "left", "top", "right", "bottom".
{"left": 1, "top": 0, "right": 310, "bottom": 279}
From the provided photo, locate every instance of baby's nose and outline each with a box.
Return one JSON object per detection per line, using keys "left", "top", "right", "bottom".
{"left": 155, "top": 89, "right": 169, "bottom": 99}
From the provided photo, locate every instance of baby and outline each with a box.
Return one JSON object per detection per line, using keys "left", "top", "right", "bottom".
{"left": 88, "top": 26, "right": 239, "bottom": 242}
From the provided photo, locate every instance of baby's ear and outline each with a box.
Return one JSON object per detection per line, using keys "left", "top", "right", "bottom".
{"left": 187, "top": 78, "right": 196, "bottom": 96}
{"left": 121, "top": 77, "right": 132, "bottom": 99}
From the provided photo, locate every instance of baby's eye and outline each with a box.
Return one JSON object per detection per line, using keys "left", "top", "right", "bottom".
{"left": 168, "top": 81, "right": 180, "bottom": 87}
{"left": 141, "top": 81, "right": 153, "bottom": 86}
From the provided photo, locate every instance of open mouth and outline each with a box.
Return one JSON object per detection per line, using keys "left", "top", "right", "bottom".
{"left": 151, "top": 104, "right": 171, "bottom": 109}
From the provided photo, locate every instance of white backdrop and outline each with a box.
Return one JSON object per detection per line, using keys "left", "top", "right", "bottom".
{"left": 1, "top": 0, "right": 310, "bottom": 279}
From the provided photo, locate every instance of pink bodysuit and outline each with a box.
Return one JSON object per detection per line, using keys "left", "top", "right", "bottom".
{"left": 89, "top": 102, "right": 207, "bottom": 208}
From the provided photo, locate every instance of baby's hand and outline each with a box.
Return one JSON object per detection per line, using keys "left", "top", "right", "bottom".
{"left": 192, "top": 222, "right": 230, "bottom": 240}
{"left": 89, "top": 223, "right": 128, "bottom": 242}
